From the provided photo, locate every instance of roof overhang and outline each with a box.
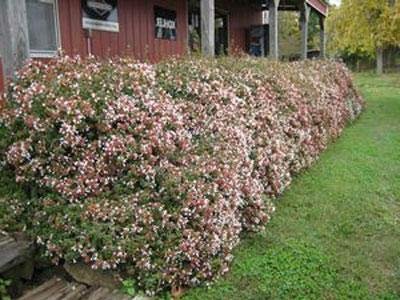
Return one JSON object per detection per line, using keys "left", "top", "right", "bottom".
{"left": 263, "top": 0, "right": 328, "bottom": 17}
{"left": 306, "top": 0, "right": 328, "bottom": 16}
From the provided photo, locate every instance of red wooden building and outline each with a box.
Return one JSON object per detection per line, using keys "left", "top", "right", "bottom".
{"left": 57, "top": 0, "right": 265, "bottom": 60}
{"left": 0, "top": 0, "right": 328, "bottom": 92}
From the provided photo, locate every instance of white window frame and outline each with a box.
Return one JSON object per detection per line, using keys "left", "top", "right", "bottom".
{"left": 27, "top": 0, "right": 61, "bottom": 58}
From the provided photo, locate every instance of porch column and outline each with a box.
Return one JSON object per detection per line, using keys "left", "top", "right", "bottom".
{"left": 0, "top": 0, "right": 29, "bottom": 77}
{"left": 201, "top": 0, "right": 215, "bottom": 56}
{"left": 319, "top": 15, "right": 326, "bottom": 58}
{"left": 0, "top": 57, "right": 4, "bottom": 94}
{"left": 299, "top": 2, "right": 310, "bottom": 60}
{"left": 268, "top": 0, "right": 280, "bottom": 60}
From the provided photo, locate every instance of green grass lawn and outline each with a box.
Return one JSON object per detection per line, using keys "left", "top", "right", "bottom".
{"left": 183, "top": 73, "right": 400, "bottom": 300}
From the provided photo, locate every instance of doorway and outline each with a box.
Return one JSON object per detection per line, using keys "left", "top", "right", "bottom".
{"left": 215, "top": 12, "right": 228, "bottom": 55}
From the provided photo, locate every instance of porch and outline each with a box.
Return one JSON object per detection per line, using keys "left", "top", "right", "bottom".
{"left": 196, "top": 0, "right": 328, "bottom": 59}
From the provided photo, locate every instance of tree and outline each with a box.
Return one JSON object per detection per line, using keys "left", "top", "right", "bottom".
{"left": 279, "top": 11, "right": 301, "bottom": 58}
{"left": 327, "top": 0, "right": 400, "bottom": 74}
{"left": 278, "top": 10, "right": 322, "bottom": 59}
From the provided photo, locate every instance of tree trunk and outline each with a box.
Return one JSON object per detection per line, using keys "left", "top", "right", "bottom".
{"left": 376, "top": 47, "right": 384, "bottom": 75}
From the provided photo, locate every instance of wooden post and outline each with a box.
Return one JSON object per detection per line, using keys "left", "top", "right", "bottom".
{"left": 376, "top": 47, "right": 384, "bottom": 75}
{"left": 0, "top": 57, "right": 4, "bottom": 95}
{"left": 269, "top": 0, "right": 280, "bottom": 60}
{"left": 201, "top": 0, "right": 215, "bottom": 56}
{"left": 300, "top": 2, "right": 310, "bottom": 60}
{"left": 0, "top": 0, "right": 29, "bottom": 77}
{"left": 319, "top": 15, "right": 326, "bottom": 59}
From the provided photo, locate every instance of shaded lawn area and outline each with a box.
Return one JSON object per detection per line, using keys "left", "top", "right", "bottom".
{"left": 183, "top": 73, "right": 400, "bottom": 300}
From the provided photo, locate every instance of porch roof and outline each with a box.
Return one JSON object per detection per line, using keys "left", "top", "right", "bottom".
{"left": 261, "top": 0, "right": 328, "bottom": 16}
{"left": 202, "top": 0, "right": 328, "bottom": 17}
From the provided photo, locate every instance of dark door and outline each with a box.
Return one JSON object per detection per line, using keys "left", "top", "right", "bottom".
{"left": 215, "top": 13, "right": 228, "bottom": 55}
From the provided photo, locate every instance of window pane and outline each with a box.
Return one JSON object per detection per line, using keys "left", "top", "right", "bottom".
{"left": 26, "top": 0, "right": 57, "bottom": 52}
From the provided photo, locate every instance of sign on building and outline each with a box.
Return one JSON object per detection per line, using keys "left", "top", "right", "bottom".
{"left": 82, "top": 0, "right": 119, "bottom": 32}
{"left": 262, "top": 10, "right": 269, "bottom": 25}
{"left": 154, "top": 6, "right": 177, "bottom": 40}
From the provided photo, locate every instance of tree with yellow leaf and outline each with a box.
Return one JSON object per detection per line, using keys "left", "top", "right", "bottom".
{"left": 327, "top": 0, "right": 400, "bottom": 74}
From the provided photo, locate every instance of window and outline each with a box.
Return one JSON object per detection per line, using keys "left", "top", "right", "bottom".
{"left": 26, "top": 0, "right": 59, "bottom": 57}
{"left": 154, "top": 6, "right": 177, "bottom": 40}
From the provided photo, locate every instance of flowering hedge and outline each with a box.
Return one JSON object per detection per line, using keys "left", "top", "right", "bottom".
{"left": 0, "top": 56, "right": 363, "bottom": 295}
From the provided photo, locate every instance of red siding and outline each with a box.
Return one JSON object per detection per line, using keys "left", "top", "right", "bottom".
{"left": 58, "top": 0, "right": 88, "bottom": 56}
{"left": 58, "top": 0, "right": 188, "bottom": 62}
{"left": 58, "top": 0, "right": 261, "bottom": 60}
{"left": 224, "top": 3, "right": 262, "bottom": 53}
